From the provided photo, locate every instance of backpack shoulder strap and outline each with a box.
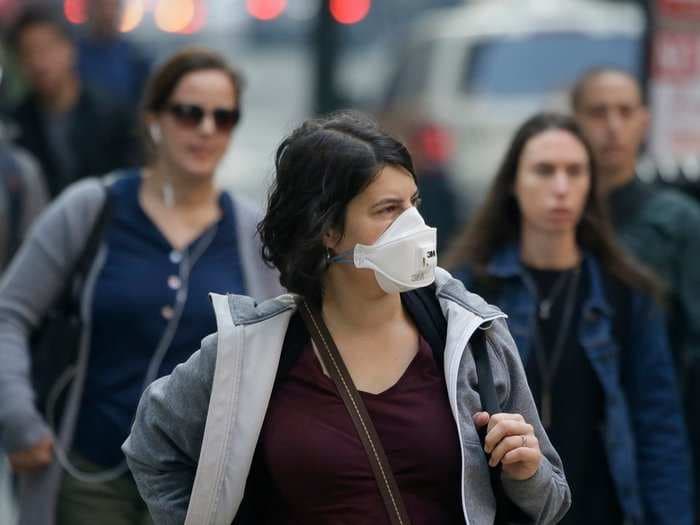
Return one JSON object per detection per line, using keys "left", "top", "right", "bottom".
{"left": 402, "top": 285, "right": 446, "bottom": 371}
{"left": 60, "top": 180, "right": 114, "bottom": 308}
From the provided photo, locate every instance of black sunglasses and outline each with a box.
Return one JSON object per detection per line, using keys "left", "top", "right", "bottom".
{"left": 166, "top": 103, "right": 240, "bottom": 132}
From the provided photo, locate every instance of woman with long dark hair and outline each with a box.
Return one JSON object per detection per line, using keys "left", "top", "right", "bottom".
{"left": 446, "top": 112, "right": 692, "bottom": 524}
{"left": 123, "top": 111, "right": 571, "bottom": 524}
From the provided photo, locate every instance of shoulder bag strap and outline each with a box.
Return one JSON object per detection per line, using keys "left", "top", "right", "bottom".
{"left": 297, "top": 299, "right": 412, "bottom": 525}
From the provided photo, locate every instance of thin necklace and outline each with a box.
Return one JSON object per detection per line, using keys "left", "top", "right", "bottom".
{"left": 530, "top": 266, "right": 581, "bottom": 429}
{"left": 535, "top": 270, "right": 570, "bottom": 320}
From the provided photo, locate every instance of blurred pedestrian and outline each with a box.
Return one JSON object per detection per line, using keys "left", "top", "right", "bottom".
{"left": 0, "top": 107, "right": 48, "bottom": 525}
{"left": 78, "top": 0, "right": 151, "bottom": 110}
{"left": 0, "top": 46, "right": 282, "bottom": 525}
{"left": 0, "top": 123, "right": 48, "bottom": 270}
{"left": 446, "top": 112, "right": 692, "bottom": 524}
{"left": 7, "top": 7, "right": 139, "bottom": 198}
{"left": 572, "top": 68, "right": 700, "bottom": 519}
{"left": 123, "top": 111, "right": 571, "bottom": 525}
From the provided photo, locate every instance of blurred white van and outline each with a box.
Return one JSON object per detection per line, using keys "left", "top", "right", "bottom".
{"left": 379, "top": 0, "right": 645, "bottom": 213}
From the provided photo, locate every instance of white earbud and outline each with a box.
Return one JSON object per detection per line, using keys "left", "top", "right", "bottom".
{"left": 149, "top": 123, "right": 162, "bottom": 144}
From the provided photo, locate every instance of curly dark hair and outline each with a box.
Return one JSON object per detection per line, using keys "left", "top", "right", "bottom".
{"left": 258, "top": 111, "right": 416, "bottom": 305}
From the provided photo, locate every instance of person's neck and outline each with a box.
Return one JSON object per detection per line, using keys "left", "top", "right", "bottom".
{"left": 144, "top": 162, "right": 217, "bottom": 209}
{"left": 599, "top": 165, "right": 636, "bottom": 196}
{"left": 40, "top": 75, "right": 80, "bottom": 114}
{"left": 322, "top": 271, "right": 404, "bottom": 333}
{"left": 520, "top": 228, "right": 581, "bottom": 270}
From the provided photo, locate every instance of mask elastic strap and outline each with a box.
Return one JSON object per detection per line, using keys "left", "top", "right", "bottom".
{"left": 329, "top": 249, "right": 354, "bottom": 265}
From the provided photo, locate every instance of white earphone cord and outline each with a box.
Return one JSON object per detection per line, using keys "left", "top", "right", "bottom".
{"left": 46, "top": 225, "right": 218, "bottom": 483}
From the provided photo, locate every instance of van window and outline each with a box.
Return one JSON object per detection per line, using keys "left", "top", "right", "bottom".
{"left": 460, "top": 32, "right": 641, "bottom": 95}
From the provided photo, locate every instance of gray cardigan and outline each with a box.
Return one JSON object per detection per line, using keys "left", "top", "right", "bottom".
{"left": 0, "top": 177, "right": 283, "bottom": 525}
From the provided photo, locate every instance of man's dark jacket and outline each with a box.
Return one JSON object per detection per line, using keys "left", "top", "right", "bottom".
{"left": 609, "top": 177, "right": 700, "bottom": 522}
{"left": 10, "top": 87, "right": 138, "bottom": 197}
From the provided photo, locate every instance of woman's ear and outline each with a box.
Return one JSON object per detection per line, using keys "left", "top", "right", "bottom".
{"left": 322, "top": 228, "right": 341, "bottom": 251}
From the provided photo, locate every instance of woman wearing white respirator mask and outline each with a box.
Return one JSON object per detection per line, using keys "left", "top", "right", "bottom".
{"left": 123, "top": 111, "right": 570, "bottom": 525}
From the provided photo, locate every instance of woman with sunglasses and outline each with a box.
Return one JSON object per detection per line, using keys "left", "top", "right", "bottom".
{"left": 122, "top": 111, "right": 570, "bottom": 524}
{"left": 0, "top": 47, "right": 282, "bottom": 525}
{"left": 445, "top": 113, "right": 692, "bottom": 524}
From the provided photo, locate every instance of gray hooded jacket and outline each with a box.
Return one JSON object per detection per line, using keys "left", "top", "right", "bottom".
{"left": 123, "top": 269, "right": 571, "bottom": 525}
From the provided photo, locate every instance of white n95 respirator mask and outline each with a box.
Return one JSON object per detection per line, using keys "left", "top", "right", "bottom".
{"left": 330, "top": 207, "right": 437, "bottom": 294}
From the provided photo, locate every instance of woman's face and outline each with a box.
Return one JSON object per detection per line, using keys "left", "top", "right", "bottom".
{"left": 150, "top": 69, "right": 237, "bottom": 179}
{"left": 514, "top": 129, "right": 591, "bottom": 237}
{"left": 326, "top": 165, "right": 419, "bottom": 291}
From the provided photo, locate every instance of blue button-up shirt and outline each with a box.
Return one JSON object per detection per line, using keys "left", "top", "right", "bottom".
{"left": 74, "top": 172, "right": 246, "bottom": 467}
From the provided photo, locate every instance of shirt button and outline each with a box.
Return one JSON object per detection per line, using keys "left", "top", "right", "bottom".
{"left": 168, "top": 275, "right": 181, "bottom": 290}
{"left": 161, "top": 306, "right": 174, "bottom": 320}
{"left": 169, "top": 250, "right": 182, "bottom": 264}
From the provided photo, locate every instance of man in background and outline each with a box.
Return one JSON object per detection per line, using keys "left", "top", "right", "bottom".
{"left": 78, "top": 0, "right": 151, "bottom": 110}
{"left": 573, "top": 67, "right": 700, "bottom": 519}
{"left": 8, "top": 7, "right": 138, "bottom": 198}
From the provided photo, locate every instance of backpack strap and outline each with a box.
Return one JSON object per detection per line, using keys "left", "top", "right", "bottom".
{"left": 60, "top": 182, "right": 113, "bottom": 311}
{"left": 401, "top": 284, "right": 446, "bottom": 370}
{"left": 0, "top": 149, "right": 25, "bottom": 260}
{"left": 404, "top": 284, "right": 528, "bottom": 523}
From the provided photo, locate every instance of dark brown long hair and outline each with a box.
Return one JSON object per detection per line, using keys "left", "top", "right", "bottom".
{"left": 444, "top": 112, "right": 664, "bottom": 302}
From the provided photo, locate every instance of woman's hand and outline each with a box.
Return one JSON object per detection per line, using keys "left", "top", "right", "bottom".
{"left": 8, "top": 434, "right": 54, "bottom": 473}
{"left": 474, "top": 412, "right": 542, "bottom": 480}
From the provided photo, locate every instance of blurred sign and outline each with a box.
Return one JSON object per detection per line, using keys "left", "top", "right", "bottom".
{"left": 650, "top": 0, "right": 700, "bottom": 156}
{"left": 658, "top": 0, "right": 700, "bottom": 19}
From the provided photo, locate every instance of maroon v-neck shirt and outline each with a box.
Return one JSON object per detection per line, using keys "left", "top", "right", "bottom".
{"left": 253, "top": 337, "right": 464, "bottom": 524}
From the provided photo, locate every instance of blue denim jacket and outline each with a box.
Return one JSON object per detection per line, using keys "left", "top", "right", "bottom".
{"left": 456, "top": 246, "right": 693, "bottom": 525}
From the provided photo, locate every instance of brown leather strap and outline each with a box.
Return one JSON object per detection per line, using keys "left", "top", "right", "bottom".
{"left": 298, "top": 300, "right": 413, "bottom": 525}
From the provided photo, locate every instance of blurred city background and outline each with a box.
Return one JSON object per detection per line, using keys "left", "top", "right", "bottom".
{"left": 1, "top": 3, "right": 700, "bottom": 523}
{"left": 1, "top": 0, "right": 699, "bottom": 243}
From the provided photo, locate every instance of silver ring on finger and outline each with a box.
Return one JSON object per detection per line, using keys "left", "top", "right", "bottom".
{"left": 521, "top": 435, "right": 527, "bottom": 448}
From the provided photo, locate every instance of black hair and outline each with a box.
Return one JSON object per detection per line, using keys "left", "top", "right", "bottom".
{"left": 258, "top": 110, "right": 416, "bottom": 305}
{"left": 8, "top": 6, "right": 74, "bottom": 50}
{"left": 570, "top": 66, "right": 645, "bottom": 110}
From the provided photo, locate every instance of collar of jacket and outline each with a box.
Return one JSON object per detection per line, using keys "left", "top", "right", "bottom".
{"left": 485, "top": 243, "right": 612, "bottom": 317}
{"left": 188, "top": 267, "right": 507, "bottom": 525}
{"left": 607, "top": 177, "right": 655, "bottom": 229}
{"left": 220, "top": 267, "right": 504, "bottom": 326}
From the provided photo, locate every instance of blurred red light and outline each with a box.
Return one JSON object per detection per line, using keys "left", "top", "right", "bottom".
{"left": 330, "top": 0, "right": 371, "bottom": 25}
{"left": 64, "top": 0, "right": 87, "bottom": 24}
{"left": 247, "top": 0, "right": 286, "bottom": 21}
